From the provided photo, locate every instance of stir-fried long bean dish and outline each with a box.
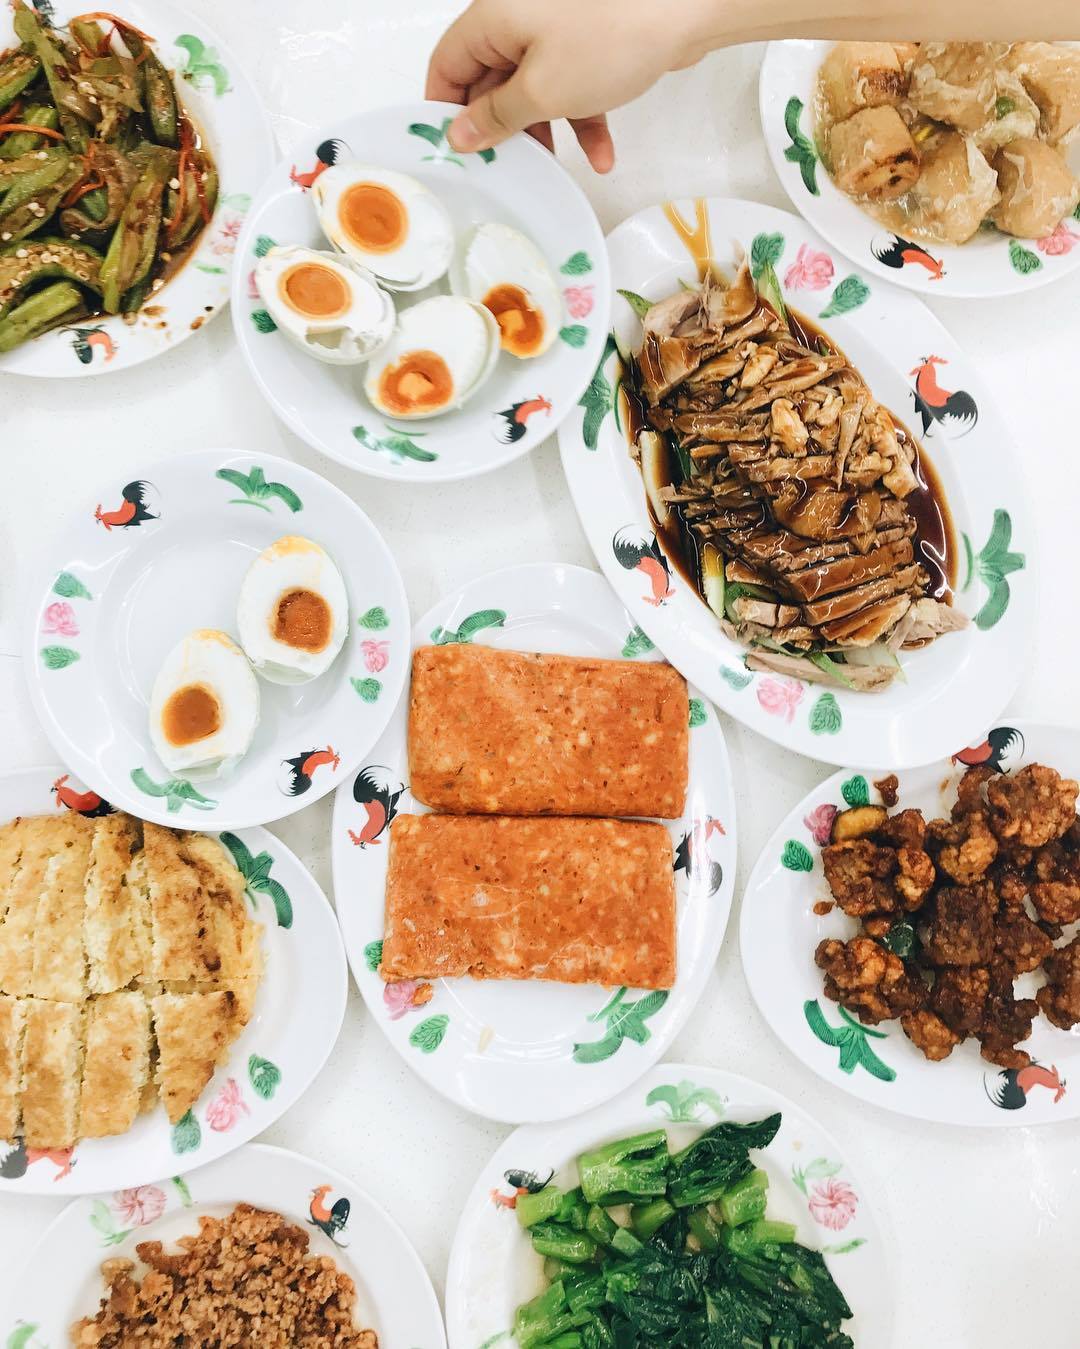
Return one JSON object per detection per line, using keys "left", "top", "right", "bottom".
{"left": 625, "top": 262, "right": 967, "bottom": 692}
{"left": 0, "top": 0, "right": 217, "bottom": 352}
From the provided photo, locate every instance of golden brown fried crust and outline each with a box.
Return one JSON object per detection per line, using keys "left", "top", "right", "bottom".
{"left": 994, "top": 913, "right": 1053, "bottom": 975}
{"left": 815, "top": 936, "right": 924, "bottom": 1024}
{"left": 930, "top": 966, "right": 990, "bottom": 1038}
{"left": 987, "top": 764, "right": 1079, "bottom": 849}
{"left": 71, "top": 1204, "right": 377, "bottom": 1348}
{"left": 978, "top": 965, "right": 1039, "bottom": 1069}
{"left": 1037, "top": 938, "right": 1080, "bottom": 1030}
{"left": 927, "top": 808, "right": 998, "bottom": 885}
{"left": 920, "top": 884, "right": 997, "bottom": 967}
{"left": 821, "top": 838, "right": 933, "bottom": 918}
{"left": 901, "top": 1008, "right": 960, "bottom": 1061}
{"left": 1030, "top": 839, "right": 1080, "bottom": 925}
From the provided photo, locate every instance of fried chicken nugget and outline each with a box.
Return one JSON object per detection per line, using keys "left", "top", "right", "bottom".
{"left": 1030, "top": 838, "right": 1080, "bottom": 926}
{"left": 977, "top": 965, "right": 1039, "bottom": 1069}
{"left": 1036, "top": 937, "right": 1080, "bottom": 1030}
{"left": 987, "top": 764, "right": 1079, "bottom": 850}
{"left": 901, "top": 1008, "right": 961, "bottom": 1061}
{"left": 927, "top": 808, "right": 999, "bottom": 886}
{"left": 815, "top": 936, "right": 924, "bottom": 1025}
{"left": 930, "top": 966, "right": 990, "bottom": 1037}
{"left": 919, "top": 883, "right": 997, "bottom": 966}
{"left": 994, "top": 912, "right": 1053, "bottom": 975}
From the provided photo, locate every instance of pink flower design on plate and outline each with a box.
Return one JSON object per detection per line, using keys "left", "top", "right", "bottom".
{"left": 247, "top": 268, "right": 259, "bottom": 300}
{"left": 42, "top": 601, "right": 78, "bottom": 638}
{"left": 205, "top": 1077, "right": 250, "bottom": 1132}
{"left": 210, "top": 216, "right": 243, "bottom": 256}
{"left": 756, "top": 676, "right": 804, "bottom": 723}
{"left": 361, "top": 639, "right": 389, "bottom": 673}
{"left": 112, "top": 1184, "right": 166, "bottom": 1227}
{"left": 1036, "top": 221, "right": 1080, "bottom": 255}
{"left": 808, "top": 1177, "right": 859, "bottom": 1230}
{"left": 783, "top": 243, "right": 835, "bottom": 291}
{"left": 384, "top": 980, "right": 420, "bottom": 1020}
{"left": 804, "top": 803, "right": 838, "bottom": 847}
{"left": 564, "top": 284, "right": 594, "bottom": 319}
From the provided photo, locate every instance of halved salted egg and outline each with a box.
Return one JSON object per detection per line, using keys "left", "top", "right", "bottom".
{"left": 363, "top": 294, "right": 500, "bottom": 419}
{"left": 312, "top": 164, "right": 454, "bottom": 292}
{"left": 451, "top": 222, "right": 562, "bottom": 359}
{"left": 254, "top": 245, "right": 395, "bottom": 364}
{"left": 237, "top": 535, "right": 349, "bottom": 684}
{"left": 149, "top": 630, "right": 260, "bottom": 779}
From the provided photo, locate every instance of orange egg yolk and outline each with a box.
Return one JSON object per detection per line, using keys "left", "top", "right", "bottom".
{"left": 483, "top": 283, "right": 545, "bottom": 357}
{"left": 376, "top": 349, "right": 454, "bottom": 415}
{"left": 162, "top": 683, "right": 222, "bottom": 747}
{"left": 279, "top": 262, "right": 351, "bottom": 319}
{"left": 274, "top": 588, "right": 332, "bottom": 653}
{"left": 340, "top": 182, "right": 408, "bottom": 253}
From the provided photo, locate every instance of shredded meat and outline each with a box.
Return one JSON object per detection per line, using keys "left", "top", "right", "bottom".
{"left": 815, "top": 935, "right": 924, "bottom": 1024}
{"left": 1036, "top": 937, "right": 1080, "bottom": 1030}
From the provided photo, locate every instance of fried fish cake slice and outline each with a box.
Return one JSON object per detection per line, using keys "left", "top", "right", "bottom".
{"left": 31, "top": 813, "right": 94, "bottom": 1001}
{"left": 0, "top": 818, "right": 63, "bottom": 995}
{"left": 151, "top": 991, "right": 246, "bottom": 1124}
{"left": 79, "top": 992, "right": 152, "bottom": 1139}
{"left": 0, "top": 995, "right": 27, "bottom": 1140}
{"left": 20, "top": 998, "right": 84, "bottom": 1149}
{"left": 84, "top": 814, "right": 143, "bottom": 994}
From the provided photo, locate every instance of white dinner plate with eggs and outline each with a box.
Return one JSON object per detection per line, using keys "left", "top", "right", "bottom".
{"left": 231, "top": 101, "right": 611, "bottom": 481}
{"left": 23, "top": 449, "right": 409, "bottom": 830}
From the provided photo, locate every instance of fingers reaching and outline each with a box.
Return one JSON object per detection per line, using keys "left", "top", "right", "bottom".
{"left": 569, "top": 114, "right": 614, "bottom": 173}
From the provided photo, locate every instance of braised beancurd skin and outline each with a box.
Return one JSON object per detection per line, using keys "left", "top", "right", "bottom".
{"left": 364, "top": 294, "right": 500, "bottom": 419}
{"left": 450, "top": 222, "right": 562, "bottom": 359}
{"left": 237, "top": 536, "right": 349, "bottom": 684}
{"left": 312, "top": 164, "right": 454, "bottom": 291}
{"left": 254, "top": 245, "right": 395, "bottom": 365}
{"left": 148, "top": 631, "right": 260, "bottom": 779}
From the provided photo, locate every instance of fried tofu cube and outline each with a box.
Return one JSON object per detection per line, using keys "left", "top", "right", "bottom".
{"left": 993, "top": 137, "right": 1080, "bottom": 238}
{"left": 830, "top": 106, "right": 921, "bottom": 201}
{"left": 908, "top": 42, "right": 998, "bottom": 133}
{"left": 1007, "top": 42, "right": 1080, "bottom": 144}
{"left": 909, "top": 131, "right": 1000, "bottom": 244}
{"left": 819, "top": 42, "right": 906, "bottom": 123}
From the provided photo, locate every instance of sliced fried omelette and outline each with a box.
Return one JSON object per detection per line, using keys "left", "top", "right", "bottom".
{"left": 151, "top": 990, "right": 247, "bottom": 1124}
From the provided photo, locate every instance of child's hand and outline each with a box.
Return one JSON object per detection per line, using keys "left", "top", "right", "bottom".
{"left": 425, "top": 0, "right": 714, "bottom": 171}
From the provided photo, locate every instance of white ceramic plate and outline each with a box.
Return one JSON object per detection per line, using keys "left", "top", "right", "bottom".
{"left": 6, "top": 1142, "right": 445, "bottom": 1348}
{"left": 446, "top": 1062, "right": 891, "bottom": 1349}
{"left": 0, "top": 0, "right": 273, "bottom": 377}
{"left": 558, "top": 196, "right": 1036, "bottom": 770}
{"left": 0, "top": 765, "right": 346, "bottom": 1195}
{"left": 330, "top": 563, "right": 737, "bottom": 1123}
{"left": 742, "top": 720, "right": 1080, "bottom": 1128}
{"left": 760, "top": 40, "right": 1080, "bottom": 300}
{"left": 231, "top": 100, "right": 610, "bottom": 481}
{"left": 24, "top": 448, "right": 409, "bottom": 830}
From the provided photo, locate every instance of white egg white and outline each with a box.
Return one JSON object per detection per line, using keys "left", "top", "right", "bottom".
{"left": 237, "top": 536, "right": 349, "bottom": 684}
{"left": 255, "top": 245, "right": 395, "bottom": 365}
{"left": 148, "top": 630, "right": 260, "bottom": 780}
{"left": 450, "top": 222, "right": 562, "bottom": 359}
{"left": 363, "top": 294, "right": 500, "bottom": 420}
{"left": 312, "top": 164, "right": 454, "bottom": 292}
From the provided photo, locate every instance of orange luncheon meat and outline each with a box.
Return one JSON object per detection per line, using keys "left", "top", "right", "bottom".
{"left": 407, "top": 645, "right": 689, "bottom": 818}
{"left": 380, "top": 814, "right": 677, "bottom": 990}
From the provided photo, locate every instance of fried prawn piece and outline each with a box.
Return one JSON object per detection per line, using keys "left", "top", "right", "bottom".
{"left": 919, "top": 882, "right": 997, "bottom": 967}
{"left": 977, "top": 965, "right": 1039, "bottom": 1069}
{"left": 987, "top": 763, "right": 1079, "bottom": 850}
{"left": 822, "top": 839, "right": 934, "bottom": 918}
{"left": 930, "top": 965, "right": 990, "bottom": 1037}
{"left": 815, "top": 936, "right": 924, "bottom": 1025}
{"left": 1030, "top": 837, "right": 1080, "bottom": 926}
{"left": 927, "top": 807, "right": 999, "bottom": 885}
{"left": 901, "top": 1007, "right": 961, "bottom": 1061}
{"left": 994, "top": 911, "right": 1054, "bottom": 975}
{"left": 1036, "top": 937, "right": 1080, "bottom": 1030}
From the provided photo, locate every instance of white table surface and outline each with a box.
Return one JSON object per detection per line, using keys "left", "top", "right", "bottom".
{"left": 1, "top": 7, "right": 1078, "bottom": 1346}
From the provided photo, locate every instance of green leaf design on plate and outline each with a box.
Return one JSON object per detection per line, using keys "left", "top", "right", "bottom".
{"left": 215, "top": 466, "right": 302, "bottom": 513}
{"left": 478, "top": 1334, "right": 512, "bottom": 1349}
{"left": 254, "top": 233, "right": 277, "bottom": 258}
{"left": 132, "top": 768, "right": 216, "bottom": 814}
{"left": 6, "top": 1324, "right": 42, "bottom": 1349}
{"left": 841, "top": 774, "right": 870, "bottom": 808}
{"left": 617, "top": 288, "right": 652, "bottom": 318}
{"left": 621, "top": 625, "right": 655, "bottom": 658}
{"left": 804, "top": 1000, "right": 895, "bottom": 1082}
{"left": 791, "top": 1157, "right": 842, "bottom": 1194}
{"left": 53, "top": 571, "right": 91, "bottom": 600}
{"left": 251, "top": 308, "right": 277, "bottom": 334}
{"left": 89, "top": 1198, "right": 130, "bottom": 1246}
{"left": 194, "top": 262, "right": 225, "bottom": 275}
{"left": 248, "top": 1054, "right": 282, "bottom": 1100}
{"left": 809, "top": 691, "right": 842, "bottom": 736}
{"left": 171, "top": 1109, "right": 201, "bottom": 1154}
{"left": 579, "top": 331, "right": 619, "bottom": 451}
{"left": 961, "top": 509, "right": 1025, "bottom": 631}
{"left": 358, "top": 606, "right": 390, "bottom": 630}
{"left": 688, "top": 698, "right": 708, "bottom": 728}
{"left": 819, "top": 274, "right": 870, "bottom": 319}
{"left": 783, "top": 96, "right": 819, "bottom": 194}
{"left": 573, "top": 987, "right": 668, "bottom": 1063}
{"left": 559, "top": 324, "right": 588, "bottom": 347}
{"left": 408, "top": 121, "right": 444, "bottom": 149}
{"left": 174, "top": 34, "right": 229, "bottom": 95}
{"left": 1008, "top": 238, "right": 1041, "bottom": 275}
{"left": 352, "top": 424, "right": 437, "bottom": 463}
{"left": 646, "top": 1080, "right": 726, "bottom": 1123}
{"left": 171, "top": 1175, "right": 193, "bottom": 1206}
{"left": 364, "top": 939, "right": 384, "bottom": 972}
{"left": 782, "top": 839, "right": 814, "bottom": 872}
{"left": 408, "top": 119, "right": 495, "bottom": 166}
{"left": 823, "top": 1238, "right": 867, "bottom": 1254}
{"left": 430, "top": 608, "right": 507, "bottom": 645}
{"left": 351, "top": 676, "right": 382, "bottom": 702}
{"left": 219, "top": 832, "right": 293, "bottom": 927}
{"left": 719, "top": 664, "right": 753, "bottom": 691}
{"left": 751, "top": 232, "right": 785, "bottom": 274}
{"left": 41, "top": 645, "right": 79, "bottom": 669}
{"left": 560, "top": 251, "right": 592, "bottom": 276}
{"left": 410, "top": 1014, "right": 449, "bottom": 1053}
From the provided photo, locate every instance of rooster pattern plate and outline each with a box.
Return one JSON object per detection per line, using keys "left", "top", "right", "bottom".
{"left": 330, "top": 563, "right": 737, "bottom": 1124}
{"left": 24, "top": 448, "right": 409, "bottom": 830}
{"left": 558, "top": 196, "right": 1035, "bottom": 770}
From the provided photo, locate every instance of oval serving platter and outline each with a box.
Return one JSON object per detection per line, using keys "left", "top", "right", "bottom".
{"left": 446, "top": 1062, "right": 891, "bottom": 1349}
{"left": 7, "top": 1143, "right": 445, "bottom": 1348}
{"left": 331, "top": 562, "right": 737, "bottom": 1124}
{"left": 24, "top": 448, "right": 409, "bottom": 831}
{"left": 231, "top": 100, "right": 610, "bottom": 482}
{"left": 0, "top": 0, "right": 274, "bottom": 378}
{"left": 0, "top": 765, "right": 347, "bottom": 1195}
{"left": 759, "top": 40, "right": 1080, "bottom": 300}
{"left": 741, "top": 720, "right": 1080, "bottom": 1128}
{"left": 558, "top": 196, "right": 1036, "bottom": 770}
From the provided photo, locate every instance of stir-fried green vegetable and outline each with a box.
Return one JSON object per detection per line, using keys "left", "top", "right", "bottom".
{"left": 511, "top": 1114, "right": 855, "bottom": 1348}
{"left": 0, "top": 1, "right": 217, "bottom": 350}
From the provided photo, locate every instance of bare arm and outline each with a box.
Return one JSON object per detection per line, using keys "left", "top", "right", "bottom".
{"left": 426, "top": 0, "right": 1080, "bottom": 170}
